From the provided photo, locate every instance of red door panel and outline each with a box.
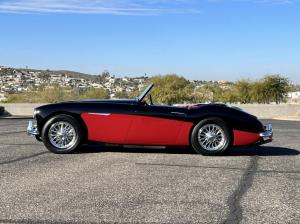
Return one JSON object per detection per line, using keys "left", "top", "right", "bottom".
{"left": 125, "top": 115, "right": 193, "bottom": 146}
{"left": 81, "top": 113, "right": 133, "bottom": 144}
{"left": 176, "top": 122, "right": 194, "bottom": 145}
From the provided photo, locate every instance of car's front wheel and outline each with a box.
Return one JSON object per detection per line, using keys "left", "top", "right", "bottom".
{"left": 191, "top": 118, "right": 231, "bottom": 155}
{"left": 41, "top": 114, "right": 82, "bottom": 154}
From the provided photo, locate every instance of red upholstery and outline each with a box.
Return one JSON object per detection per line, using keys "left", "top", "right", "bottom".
{"left": 182, "top": 104, "right": 202, "bottom": 110}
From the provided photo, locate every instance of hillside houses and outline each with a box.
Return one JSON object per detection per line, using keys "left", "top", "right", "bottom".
{"left": 0, "top": 66, "right": 239, "bottom": 102}
{"left": 0, "top": 66, "right": 148, "bottom": 101}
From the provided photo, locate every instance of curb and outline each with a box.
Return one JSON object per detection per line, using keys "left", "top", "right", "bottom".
{"left": 0, "top": 116, "right": 32, "bottom": 119}
{"left": 272, "top": 117, "right": 300, "bottom": 121}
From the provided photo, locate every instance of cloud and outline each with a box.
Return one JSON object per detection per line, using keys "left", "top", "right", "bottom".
{"left": 0, "top": 0, "right": 201, "bottom": 15}
{"left": 210, "top": 0, "right": 297, "bottom": 4}
{"left": 0, "top": 0, "right": 297, "bottom": 15}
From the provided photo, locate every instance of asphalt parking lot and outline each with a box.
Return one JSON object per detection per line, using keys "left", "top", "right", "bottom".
{"left": 0, "top": 119, "right": 299, "bottom": 224}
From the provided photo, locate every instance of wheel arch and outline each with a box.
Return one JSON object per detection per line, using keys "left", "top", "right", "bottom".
{"left": 189, "top": 115, "right": 234, "bottom": 146}
{"left": 39, "top": 111, "right": 88, "bottom": 143}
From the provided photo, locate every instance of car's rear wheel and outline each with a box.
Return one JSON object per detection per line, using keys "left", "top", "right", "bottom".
{"left": 191, "top": 118, "right": 231, "bottom": 155}
{"left": 41, "top": 114, "right": 82, "bottom": 154}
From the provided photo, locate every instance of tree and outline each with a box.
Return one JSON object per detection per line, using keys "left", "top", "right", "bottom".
{"left": 262, "top": 75, "right": 290, "bottom": 104}
{"left": 79, "top": 88, "right": 109, "bottom": 99}
{"left": 250, "top": 81, "right": 268, "bottom": 103}
{"left": 114, "top": 91, "right": 129, "bottom": 99}
{"left": 195, "top": 83, "right": 235, "bottom": 103}
{"left": 146, "top": 74, "right": 193, "bottom": 104}
{"left": 220, "top": 88, "right": 238, "bottom": 103}
{"left": 192, "top": 85, "right": 212, "bottom": 103}
{"left": 5, "top": 85, "right": 76, "bottom": 103}
{"left": 233, "top": 80, "right": 252, "bottom": 104}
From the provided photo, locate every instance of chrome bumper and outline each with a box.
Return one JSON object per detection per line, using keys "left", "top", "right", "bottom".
{"left": 258, "top": 124, "right": 273, "bottom": 144}
{"left": 27, "top": 120, "right": 39, "bottom": 136}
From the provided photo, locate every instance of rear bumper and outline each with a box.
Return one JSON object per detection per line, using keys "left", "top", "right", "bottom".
{"left": 257, "top": 124, "right": 273, "bottom": 145}
{"left": 27, "top": 120, "right": 39, "bottom": 136}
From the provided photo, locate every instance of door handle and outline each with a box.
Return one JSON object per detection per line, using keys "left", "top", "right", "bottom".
{"left": 171, "top": 112, "right": 186, "bottom": 117}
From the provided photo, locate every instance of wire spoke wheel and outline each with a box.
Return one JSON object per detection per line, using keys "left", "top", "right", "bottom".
{"left": 197, "top": 124, "right": 226, "bottom": 151}
{"left": 48, "top": 121, "right": 77, "bottom": 150}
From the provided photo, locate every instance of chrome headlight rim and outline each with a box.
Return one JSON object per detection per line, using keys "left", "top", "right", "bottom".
{"left": 33, "top": 109, "right": 40, "bottom": 118}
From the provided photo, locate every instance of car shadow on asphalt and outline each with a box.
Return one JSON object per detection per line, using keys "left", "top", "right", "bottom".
{"left": 77, "top": 145, "right": 299, "bottom": 157}
{"left": 225, "top": 146, "right": 299, "bottom": 156}
{"left": 78, "top": 145, "right": 195, "bottom": 155}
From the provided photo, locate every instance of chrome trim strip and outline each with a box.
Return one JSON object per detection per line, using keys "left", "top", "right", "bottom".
{"left": 27, "top": 120, "right": 39, "bottom": 136}
{"left": 171, "top": 112, "right": 186, "bottom": 117}
{"left": 88, "top": 113, "right": 111, "bottom": 116}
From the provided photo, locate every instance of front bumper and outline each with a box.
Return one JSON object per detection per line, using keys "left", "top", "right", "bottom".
{"left": 258, "top": 124, "right": 273, "bottom": 145}
{"left": 27, "top": 120, "right": 39, "bottom": 136}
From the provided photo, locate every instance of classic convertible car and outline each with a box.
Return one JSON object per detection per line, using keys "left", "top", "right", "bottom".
{"left": 27, "top": 84, "right": 273, "bottom": 155}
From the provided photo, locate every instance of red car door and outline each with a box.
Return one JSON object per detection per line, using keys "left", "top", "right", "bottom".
{"left": 124, "top": 105, "right": 193, "bottom": 146}
{"left": 81, "top": 112, "right": 133, "bottom": 144}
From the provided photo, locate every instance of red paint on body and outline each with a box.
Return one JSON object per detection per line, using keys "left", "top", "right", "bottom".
{"left": 81, "top": 113, "right": 132, "bottom": 144}
{"left": 175, "top": 122, "right": 194, "bottom": 145}
{"left": 81, "top": 113, "right": 193, "bottom": 146}
{"left": 233, "top": 130, "right": 260, "bottom": 146}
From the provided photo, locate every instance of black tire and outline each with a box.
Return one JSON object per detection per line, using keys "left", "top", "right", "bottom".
{"left": 41, "top": 114, "right": 82, "bottom": 154}
{"left": 191, "top": 118, "right": 231, "bottom": 156}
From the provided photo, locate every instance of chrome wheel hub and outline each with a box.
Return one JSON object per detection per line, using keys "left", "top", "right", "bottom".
{"left": 48, "top": 121, "right": 77, "bottom": 149}
{"left": 198, "top": 124, "right": 226, "bottom": 151}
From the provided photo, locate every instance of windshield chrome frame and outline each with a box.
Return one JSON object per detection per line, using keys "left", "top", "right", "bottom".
{"left": 136, "top": 84, "right": 154, "bottom": 102}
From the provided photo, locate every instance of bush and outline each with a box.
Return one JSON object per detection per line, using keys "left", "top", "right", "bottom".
{"left": 5, "top": 86, "right": 109, "bottom": 103}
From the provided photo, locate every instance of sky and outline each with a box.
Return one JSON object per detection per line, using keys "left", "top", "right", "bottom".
{"left": 0, "top": 0, "right": 299, "bottom": 83}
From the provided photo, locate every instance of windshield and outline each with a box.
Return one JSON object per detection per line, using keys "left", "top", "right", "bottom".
{"left": 137, "top": 84, "right": 154, "bottom": 102}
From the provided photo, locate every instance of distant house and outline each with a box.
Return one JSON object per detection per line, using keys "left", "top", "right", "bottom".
{"left": 287, "top": 91, "right": 300, "bottom": 99}
{"left": 0, "top": 93, "right": 7, "bottom": 102}
{"left": 91, "top": 83, "right": 103, "bottom": 88}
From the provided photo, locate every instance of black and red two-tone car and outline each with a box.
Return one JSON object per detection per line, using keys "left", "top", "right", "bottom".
{"left": 27, "top": 84, "right": 273, "bottom": 155}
